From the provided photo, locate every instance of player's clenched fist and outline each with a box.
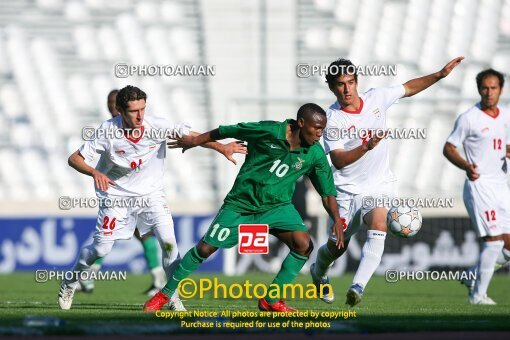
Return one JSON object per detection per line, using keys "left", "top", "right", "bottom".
{"left": 464, "top": 163, "right": 480, "bottom": 181}
{"left": 92, "top": 169, "right": 116, "bottom": 191}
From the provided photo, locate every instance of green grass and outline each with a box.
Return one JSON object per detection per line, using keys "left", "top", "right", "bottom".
{"left": 0, "top": 272, "right": 509, "bottom": 334}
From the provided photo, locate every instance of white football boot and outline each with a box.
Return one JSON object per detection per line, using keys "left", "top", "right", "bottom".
{"left": 58, "top": 282, "right": 77, "bottom": 310}
{"left": 469, "top": 293, "right": 496, "bottom": 305}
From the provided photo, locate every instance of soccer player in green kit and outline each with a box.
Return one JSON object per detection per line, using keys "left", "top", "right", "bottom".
{"left": 143, "top": 103, "right": 344, "bottom": 312}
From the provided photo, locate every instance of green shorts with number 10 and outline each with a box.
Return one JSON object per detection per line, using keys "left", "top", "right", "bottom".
{"left": 203, "top": 204, "right": 308, "bottom": 248}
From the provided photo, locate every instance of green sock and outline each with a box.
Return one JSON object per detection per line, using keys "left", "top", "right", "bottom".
{"left": 161, "top": 247, "right": 205, "bottom": 297}
{"left": 93, "top": 257, "right": 104, "bottom": 266}
{"left": 142, "top": 236, "right": 160, "bottom": 270}
{"left": 265, "top": 251, "right": 308, "bottom": 304}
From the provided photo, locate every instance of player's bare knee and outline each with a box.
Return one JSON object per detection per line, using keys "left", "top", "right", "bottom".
{"left": 303, "top": 239, "right": 314, "bottom": 256}
{"left": 327, "top": 238, "right": 349, "bottom": 258}
{"left": 292, "top": 236, "right": 313, "bottom": 256}
{"left": 369, "top": 221, "right": 387, "bottom": 232}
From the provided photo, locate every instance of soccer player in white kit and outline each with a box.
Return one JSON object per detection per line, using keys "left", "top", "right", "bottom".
{"left": 58, "top": 85, "right": 247, "bottom": 310}
{"left": 444, "top": 69, "right": 510, "bottom": 305}
{"left": 310, "top": 57, "right": 463, "bottom": 307}
{"left": 76, "top": 89, "right": 168, "bottom": 297}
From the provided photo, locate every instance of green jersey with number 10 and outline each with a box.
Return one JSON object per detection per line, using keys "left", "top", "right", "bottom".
{"left": 218, "top": 119, "right": 336, "bottom": 213}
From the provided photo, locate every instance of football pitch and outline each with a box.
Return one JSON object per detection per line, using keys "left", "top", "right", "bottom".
{"left": 0, "top": 272, "right": 509, "bottom": 335}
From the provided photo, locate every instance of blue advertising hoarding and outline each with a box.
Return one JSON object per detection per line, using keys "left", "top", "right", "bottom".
{"left": 0, "top": 215, "right": 222, "bottom": 273}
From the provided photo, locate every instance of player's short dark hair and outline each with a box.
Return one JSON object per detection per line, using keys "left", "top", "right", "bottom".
{"left": 325, "top": 58, "right": 357, "bottom": 89}
{"left": 476, "top": 68, "right": 505, "bottom": 89}
{"left": 297, "top": 103, "right": 326, "bottom": 121}
{"left": 116, "top": 86, "right": 147, "bottom": 112}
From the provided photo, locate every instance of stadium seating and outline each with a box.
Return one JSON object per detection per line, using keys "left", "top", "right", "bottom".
{"left": 300, "top": 0, "right": 510, "bottom": 201}
{"left": 0, "top": 0, "right": 213, "bottom": 203}
{"left": 1, "top": 0, "right": 510, "bottom": 207}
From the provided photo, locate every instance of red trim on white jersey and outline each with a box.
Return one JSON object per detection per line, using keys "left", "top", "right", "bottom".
{"left": 481, "top": 107, "right": 500, "bottom": 119}
{"left": 125, "top": 126, "right": 144, "bottom": 144}
{"left": 341, "top": 98, "right": 364, "bottom": 114}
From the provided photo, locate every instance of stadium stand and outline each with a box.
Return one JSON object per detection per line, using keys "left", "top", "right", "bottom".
{"left": 0, "top": 0, "right": 214, "bottom": 204}
{"left": 297, "top": 0, "right": 510, "bottom": 201}
{"left": 1, "top": 0, "right": 510, "bottom": 208}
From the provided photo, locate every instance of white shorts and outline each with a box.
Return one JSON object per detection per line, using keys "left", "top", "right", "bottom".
{"left": 94, "top": 190, "right": 174, "bottom": 241}
{"left": 329, "top": 182, "right": 395, "bottom": 242}
{"left": 463, "top": 179, "right": 510, "bottom": 237}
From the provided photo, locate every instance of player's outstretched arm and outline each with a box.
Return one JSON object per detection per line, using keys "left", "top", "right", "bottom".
{"left": 321, "top": 196, "right": 344, "bottom": 249}
{"left": 506, "top": 144, "right": 510, "bottom": 159}
{"left": 167, "top": 129, "right": 247, "bottom": 165}
{"left": 68, "top": 151, "right": 116, "bottom": 190}
{"left": 201, "top": 139, "right": 248, "bottom": 165}
{"left": 167, "top": 128, "right": 221, "bottom": 150}
{"left": 402, "top": 56, "right": 464, "bottom": 98}
{"left": 329, "top": 134, "right": 384, "bottom": 169}
{"left": 443, "top": 142, "right": 479, "bottom": 181}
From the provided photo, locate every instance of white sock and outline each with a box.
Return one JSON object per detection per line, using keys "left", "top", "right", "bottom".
{"left": 353, "top": 230, "right": 386, "bottom": 288}
{"left": 467, "top": 264, "right": 477, "bottom": 275}
{"left": 314, "top": 244, "right": 337, "bottom": 279}
{"left": 494, "top": 247, "right": 510, "bottom": 271}
{"left": 66, "top": 240, "right": 114, "bottom": 287}
{"left": 151, "top": 266, "right": 167, "bottom": 289}
{"left": 154, "top": 227, "right": 181, "bottom": 279}
{"left": 466, "top": 264, "right": 477, "bottom": 281}
{"left": 473, "top": 240, "right": 504, "bottom": 297}
{"left": 90, "top": 263, "right": 101, "bottom": 273}
{"left": 67, "top": 247, "right": 96, "bottom": 287}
